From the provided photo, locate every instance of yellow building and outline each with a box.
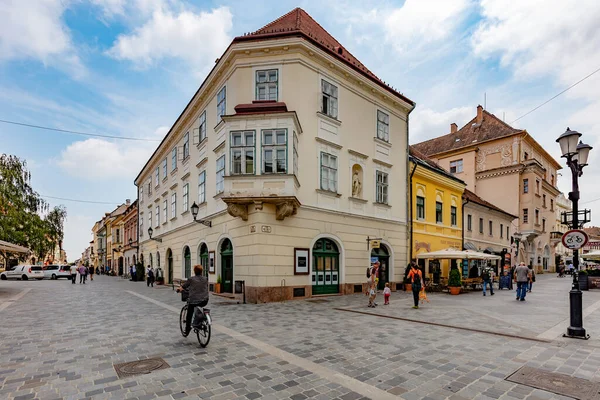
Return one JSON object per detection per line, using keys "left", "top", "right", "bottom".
{"left": 409, "top": 147, "right": 466, "bottom": 278}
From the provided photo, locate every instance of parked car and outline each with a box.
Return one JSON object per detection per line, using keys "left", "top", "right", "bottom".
{"left": 43, "top": 265, "right": 71, "bottom": 280}
{"left": 0, "top": 265, "right": 44, "bottom": 280}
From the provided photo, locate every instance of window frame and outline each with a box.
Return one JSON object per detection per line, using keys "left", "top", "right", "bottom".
{"left": 262, "top": 129, "right": 287, "bottom": 174}
{"left": 216, "top": 155, "right": 225, "bottom": 194}
{"left": 489, "top": 220, "right": 493, "bottom": 236}
{"left": 467, "top": 214, "right": 472, "bottom": 231}
{"left": 162, "top": 158, "right": 167, "bottom": 179}
{"left": 255, "top": 69, "right": 278, "bottom": 101}
{"left": 523, "top": 178, "right": 529, "bottom": 193}
{"left": 523, "top": 208, "right": 528, "bottom": 223}
{"left": 230, "top": 130, "right": 256, "bottom": 175}
{"left": 171, "top": 193, "right": 177, "bottom": 219}
{"left": 375, "top": 170, "right": 389, "bottom": 205}
{"left": 376, "top": 110, "right": 389, "bottom": 142}
{"left": 183, "top": 132, "right": 190, "bottom": 160}
{"left": 140, "top": 186, "right": 144, "bottom": 202}
{"left": 293, "top": 132, "right": 299, "bottom": 177}
{"left": 416, "top": 196, "right": 425, "bottom": 220}
{"left": 320, "top": 152, "right": 338, "bottom": 193}
{"left": 321, "top": 80, "right": 338, "bottom": 119}
{"left": 183, "top": 183, "right": 189, "bottom": 212}
{"left": 450, "top": 206, "right": 457, "bottom": 226}
{"left": 217, "top": 86, "right": 226, "bottom": 120}
{"left": 198, "top": 171, "right": 206, "bottom": 204}
{"left": 162, "top": 199, "right": 167, "bottom": 224}
{"left": 435, "top": 201, "right": 443, "bottom": 224}
{"left": 198, "top": 111, "right": 207, "bottom": 143}
{"left": 479, "top": 218, "right": 484, "bottom": 233}
{"left": 155, "top": 205, "right": 160, "bottom": 227}
{"left": 500, "top": 223, "right": 504, "bottom": 238}
{"left": 171, "top": 147, "right": 177, "bottom": 171}
{"left": 155, "top": 167, "right": 159, "bottom": 187}
{"left": 449, "top": 159, "right": 464, "bottom": 174}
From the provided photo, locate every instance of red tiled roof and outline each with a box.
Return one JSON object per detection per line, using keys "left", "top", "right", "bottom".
{"left": 584, "top": 227, "right": 600, "bottom": 239}
{"left": 409, "top": 146, "right": 466, "bottom": 185}
{"left": 463, "top": 189, "right": 517, "bottom": 219}
{"left": 234, "top": 8, "right": 414, "bottom": 107}
{"left": 233, "top": 101, "right": 288, "bottom": 115}
{"left": 412, "top": 107, "right": 523, "bottom": 157}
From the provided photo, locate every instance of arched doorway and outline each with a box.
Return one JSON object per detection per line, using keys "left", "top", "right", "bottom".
{"left": 371, "top": 245, "right": 390, "bottom": 291}
{"left": 156, "top": 251, "right": 160, "bottom": 268}
{"left": 118, "top": 256, "right": 124, "bottom": 276}
{"left": 149, "top": 253, "right": 153, "bottom": 268}
{"left": 198, "top": 243, "right": 209, "bottom": 277}
{"left": 183, "top": 246, "right": 191, "bottom": 278}
{"left": 166, "top": 249, "right": 173, "bottom": 284}
{"left": 312, "top": 238, "right": 340, "bottom": 295}
{"left": 220, "top": 239, "right": 233, "bottom": 293}
{"left": 133, "top": 255, "right": 136, "bottom": 265}
{"left": 543, "top": 245, "right": 550, "bottom": 271}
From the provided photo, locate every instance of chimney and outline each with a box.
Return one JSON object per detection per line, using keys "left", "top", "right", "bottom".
{"left": 126, "top": 199, "right": 131, "bottom": 205}
{"left": 476, "top": 105, "right": 483, "bottom": 125}
{"left": 450, "top": 123, "right": 458, "bottom": 133}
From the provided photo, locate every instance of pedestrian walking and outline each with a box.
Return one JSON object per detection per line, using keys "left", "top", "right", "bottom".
{"left": 383, "top": 282, "right": 391, "bottom": 305}
{"left": 408, "top": 263, "right": 423, "bottom": 309}
{"left": 482, "top": 268, "right": 494, "bottom": 296}
{"left": 70, "top": 264, "right": 77, "bottom": 284}
{"left": 129, "top": 265, "right": 133, "bottom": 281}
{"left": 89, "top": 265, "right": 94, "bottom": 281}
{"left": 78, "top": 265, "right": 86, "bottom": 284}
{"left": 514, "top": 262, "right": 531, "bottom": 301}
{"left": 528, "top": 266, "right": 535, "bottom": 292}
{"left": 368, "top": 261, "right": 380, "bottom": 308}
{"left": 147, "top": 265, "right": 154, "bottom": 287}
{"left": 132, "top": 264, "right": 137, "bottom": 281}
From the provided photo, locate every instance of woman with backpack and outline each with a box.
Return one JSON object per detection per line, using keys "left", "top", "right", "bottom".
{"left": 528, "top": 266, "right": 535, "bottom": 292}
{"left": 408, "top": 263, "right": 423, "bottom": 309}
{"left": 367, "top": 261, "right": 380, "bottom": 308}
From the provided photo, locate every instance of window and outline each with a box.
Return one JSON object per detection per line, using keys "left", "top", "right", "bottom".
{"left": 543, "top": 194, "right": 547, "bottom": 208}
{"left": 147, "top": 178, "right": 152, "bottom": 195}
{"left": 536, "top": 179, "right": 540, "bottom": 194}
{"left": 479, "top": 218, "right": 484, "bottom": 233}
{"left": 140, "top": 186, "right": 144, "bottom": 202}
{"left": 183, "top": 183, "right": 189, "bottom": 212}
{"left": 435, "top": 202, "right": 443, "bottom": 223}
{"left": 293, "top": 132, "right": 299, "bottom": 177}
{"left": 449, "top": 159, "right": 464, "bottom": 174}
{"left": 217, "top": 86, "right": 226, "bottom": 120}
{"left": 140, "top": 216, "right": 143, "bottom": 237}
{"left": 171, "top": 193, "right": 176, "bottom": 218}
{"left": 163, "top": 200, "right": 167, "bottom": 223}
{"left": 162, "top": 158, "right": 167, "bottom": 179}
{"left": 467, "top": 214, "right": 472, "bottom": 231}
{"left": 256, "top": 69, "right": 278, "bottom": 101}
{"left": 523, "top": 179, "right": 529, "bottom": 193}
{"left": 262, "top": 129, "right": 286, "bottom": 174}
{"left": 542, "top": 218, "right": 546, "bottom": 232}
{"left": 216, "top": 155, "right": 225, "bottom": 194}
{"left": 524, "top": 152, "right": 529, "bottom": 160}
{"left": 507, "top": 226, "right": 509, "bottom": 239}
{"left": 155, "top": 205, "right": 160, "bottom": 227}
{"left": 375, "top": 171, "right": 389, "bottom": 204}
{"left": 489, "top": 221, "right": 493, "bottom": 236}
{"left": 155, "top": 167, "right": 159, "bottom": 187}
{"left": 171, "top": 147, "right": 177, "bottom": 171}
{"left": 500, "top": 224, "right": 504, "bottom": 238}
{"left": 198, "top": 171, "right": 206, "bottom": 204}
{"left": 320, "top": 152, "right": 338, "bottom": 192}
{"left": 523, "top": 209, "right": 528, "bottom": 223}
{"left": 198, "top": 111, "right": 206, "bottom": 142}
{"left": 535, "top": 209, "right": 540, "bottom": 225}
{"left": 551, "top": 174, "right": 555, "bottom": 185}
{"left": 183, "top": 132, "right": 190, "bottom": 160}
{"left": 149, "top": 210, "right": 152, "bottom": 229}
{"left": 377, "top": 110, "right": 389, "bottom": 142}
{"left": 416, "top": 196, "right": 425, "bottom": 220}
{"left": 116, "top": 229, "right": 120, "bottom": 243}
{"left": 321, "top": 80, "right": 338, "bottom": 118}
{"left": 550, "top": 199, "right": 554, "bottom": 211}
{"left": 231, "top": 131, "right": 255, "bottom": 175}
{"left": 451, "top": 206, "right": 457, "bottom": 226}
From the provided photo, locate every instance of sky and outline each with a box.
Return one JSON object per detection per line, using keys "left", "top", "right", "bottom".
{"left": 1, "top": 0, "right": 600, "bottom": 262}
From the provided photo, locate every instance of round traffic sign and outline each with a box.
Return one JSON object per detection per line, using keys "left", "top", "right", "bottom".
{"left": 562, "top": 229, "right": 589, "bottom": 250}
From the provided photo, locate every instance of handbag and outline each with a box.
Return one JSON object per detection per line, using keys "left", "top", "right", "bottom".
{"left": 419, "top": 288, "right": 429, "bottom": 303}
{"left": 181, "top": 289, "right": 189, "bottom": 302}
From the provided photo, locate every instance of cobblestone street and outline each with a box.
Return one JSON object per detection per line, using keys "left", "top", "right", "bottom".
{"left": 1, "top": 274, "right": 600, "bottom": 400}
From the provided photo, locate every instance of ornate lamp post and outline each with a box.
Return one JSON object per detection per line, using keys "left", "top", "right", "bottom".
{"left": 556, "top": 127, "right": 593, "bottom": 339}
{"left": 147, "top": 227, "right": 162, "bottom": 243}
{"left": 190, "top": 202, "right": 212, "bottom": 227}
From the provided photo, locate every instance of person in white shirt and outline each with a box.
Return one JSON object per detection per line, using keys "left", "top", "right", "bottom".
{"left": 69, "top": 264, "right": 78, "bottom": 284}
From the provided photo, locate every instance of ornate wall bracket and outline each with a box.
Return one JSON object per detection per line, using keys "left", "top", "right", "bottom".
{"left": 222, "top": 196, "right": 301, "bottom": 222}
{"left": 226, "top": 203, "right": 249, "bottom": 221}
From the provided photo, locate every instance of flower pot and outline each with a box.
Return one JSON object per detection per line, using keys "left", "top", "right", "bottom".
{"left": 405, "top": 283, "right": 412, "bottom": 292}
{"left": 449, "top": 286, "right": 461, "bottom": 295}
{"left": 214, "top": 283, "right": 221, "bottom": 293}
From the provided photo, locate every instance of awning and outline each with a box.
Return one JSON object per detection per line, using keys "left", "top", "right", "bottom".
{"left": 416, "top": 248, "right": 501, "bottom": 260}
{"left": 582, "top": 250, "right": 600, "bottom": 260}
{"left": 0, "top": 240, "right": 30, "bottom": 254}
{"left": 464, "top": 242, "right": 478, "bottom": 251}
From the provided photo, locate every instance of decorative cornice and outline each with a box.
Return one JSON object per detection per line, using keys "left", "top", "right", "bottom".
{"left": 213, "top": 140, "right": 226, "bottom": 153}
{"left": 196, "top": 157, "right": 208, "bottom": 169}
{"left": 373, "top": 158, "right": 393, "bottom": 168}
{"left": 348, "top": 149, "right": 368, "bottom": 159}
{"left": 315, "top": 137, "right": 342, "bottom": 150}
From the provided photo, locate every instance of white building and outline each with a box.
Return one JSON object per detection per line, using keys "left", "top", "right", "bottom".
{"left": 135, "top": 8, "right": 415, "bottom": 302}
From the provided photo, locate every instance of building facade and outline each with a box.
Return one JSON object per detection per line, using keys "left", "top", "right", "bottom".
{"left": 135, "top": 8, "right": 415, "bottom": 303}
{"left": 413, "top": 105, "right": 562, "bottom": 273}
{"left": 409, "top": 147, "right": 466, "bottom": 278}
{"left": 123, "top": 200, "right": 138, "bottom": 272}
{"left": 551, "top": 193, "right": 572, "bottom": 264}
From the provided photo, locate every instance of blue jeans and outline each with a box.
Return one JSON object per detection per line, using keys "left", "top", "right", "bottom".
{"left": 516, "top": 282, "right": 527, "bottom": 300}
{"left": 528, "top": 281, "right": 533, "bottom": 291}
{"left": 483, "top": 279, "right": 493, "bottom": 295}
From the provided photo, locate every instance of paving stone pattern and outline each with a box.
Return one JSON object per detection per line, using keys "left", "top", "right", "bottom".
{"left": 0, "top": 274, "right": 599, "bottom": 399}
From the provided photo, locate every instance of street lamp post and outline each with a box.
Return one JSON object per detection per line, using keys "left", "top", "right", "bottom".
{"left": 556, "top": 127, "right": 593, "bottom": 339}
{"left": 147, "top": 227, "right": 162, "bottom": 243}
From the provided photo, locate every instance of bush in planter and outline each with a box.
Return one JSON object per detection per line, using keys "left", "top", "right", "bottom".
{"left": 587, "top": 268, "right": 600, "bottom": 277}
{"left": 448, "top": 268, "right": 462, "bottom": 287}
{"left": 136, "top": 262, "right": 145, "bottom": 281}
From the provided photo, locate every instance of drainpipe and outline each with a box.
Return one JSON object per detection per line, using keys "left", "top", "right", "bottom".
{"left": 406, "top": 105, "right": 415, "bottom": 263}
{"left": 462, "top": 197, "right": 470, "bottom": 250}
{"left": 408, "top": 161, "right": 418, "bottom": 262}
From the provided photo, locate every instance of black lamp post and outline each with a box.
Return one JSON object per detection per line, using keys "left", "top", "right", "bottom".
{"left": 556, "top": 127, "right": 593, "bottom": 339}
{"left": 148, "top": 227, "right": 162, "bottom": 243}
{"left": 128, "top": 238, "right": 139, "bottom": 249}
{"left": 190, "top": 202, "right": 212, "bottom": 227}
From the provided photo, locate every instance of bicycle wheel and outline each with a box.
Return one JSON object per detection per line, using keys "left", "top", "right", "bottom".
{"left": 179, "top": 305, "right": 188, "bottom": 337}
{"left": 196, "top": 319, "right": 211, "bottom": 348}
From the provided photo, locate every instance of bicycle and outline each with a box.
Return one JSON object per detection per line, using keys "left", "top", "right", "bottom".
{"left": 178, "top": 291, "right": 212, "bottom": 348}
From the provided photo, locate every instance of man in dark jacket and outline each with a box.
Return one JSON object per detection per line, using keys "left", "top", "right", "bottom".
{"left": 177, "top": 265, "right": 209, "bottom": 336}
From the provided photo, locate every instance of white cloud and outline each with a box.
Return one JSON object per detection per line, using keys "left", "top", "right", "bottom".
{"left": 107, "top": 6, "right": 233, "bottom": 74}
{"left": 410, "top": 106, "right": 474, "bottom": 143}
{"left": 0, "top": 0, "right": 84, "bottom": 77}
{"left": 91, "top": 0, "right": 167, "bottom": 19}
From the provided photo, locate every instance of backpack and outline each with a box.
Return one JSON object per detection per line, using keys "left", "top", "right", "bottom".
{"left": 482, "top": 270, "right": 490, "bottom": 281}
{"left": 366, "top": 267, "right": 371, "bottom": 278}
{"left": 148, "top": 269, "right": 154, "bottom": 279}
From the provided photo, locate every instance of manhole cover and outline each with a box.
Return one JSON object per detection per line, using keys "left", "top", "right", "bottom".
{"left": 506, "top": 366, "right": 600, "bottom": 400}
{"left": 307, "top": 299, "right": 329, "bottom": 303}
{"left": 114, "top": 357, "right": 170, "bottom": 379}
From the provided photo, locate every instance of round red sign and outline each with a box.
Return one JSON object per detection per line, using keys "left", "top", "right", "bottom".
{"left": 562, "top": 229, "right": 589, "bottom": 250}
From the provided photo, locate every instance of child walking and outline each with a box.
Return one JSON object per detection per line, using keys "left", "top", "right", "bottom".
{"left": 383, "top": 282, "right": 391, "bottom": 305}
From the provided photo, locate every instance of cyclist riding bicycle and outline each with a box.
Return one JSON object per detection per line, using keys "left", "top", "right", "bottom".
{"left": 176, "top": 265, "right": 209, "bottom": 337}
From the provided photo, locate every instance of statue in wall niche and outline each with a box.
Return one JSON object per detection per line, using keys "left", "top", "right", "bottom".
{"left": 352, "top": 170, "right": 362, "bottom": 197}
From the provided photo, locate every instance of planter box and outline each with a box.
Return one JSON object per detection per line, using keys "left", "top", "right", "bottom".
{"left": 404, "top": 283, "right": 412, "bottom": 292}
{"left": 579, "top": 275, "right": 589, "bottom": 291}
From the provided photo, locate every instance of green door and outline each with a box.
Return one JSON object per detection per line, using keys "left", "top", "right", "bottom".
{"left": 221, "top": 239, "right": 233, "bottom": 293}
{"left": 167, "top": 250, "right": 173, "bottom": 284}
{"left": 371, "top": 246, "right": 390, "bottom": 291}
{"left": 184, "top": 246, "right": 191, "bottom": 278}
{"left": 312, "top": 239, "right": 340, "bottom": 295}
{"left": 199, "top": 244, "right": 209, "bottom": 278}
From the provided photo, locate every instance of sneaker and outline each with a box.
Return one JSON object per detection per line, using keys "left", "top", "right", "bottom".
{"left": 520, "top": 298, "right": 525, "bottom": 301}
{"left": 491, "top": 293, "right": 494, "bottom": 296}
{"left": 412, "top": 306, "right": 419, "bottom": 309}
{"left": 374, "top": 302, "right": 378, "bottom": 306}
{"left": 368, "top": 304, "right": 373, "bottom": 308}
{"left": 483, "top": 293, "right": 486, "bottom": 296}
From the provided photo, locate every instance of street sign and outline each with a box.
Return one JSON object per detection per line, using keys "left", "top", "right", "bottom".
{"left": 370, "top": 240, "right": 380, "bottom": 249}
{"left": 562, "top": 229, "right": 589, "bottom": 250}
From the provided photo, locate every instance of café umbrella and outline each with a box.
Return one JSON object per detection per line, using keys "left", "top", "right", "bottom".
{"left": 416, "top": 248, "right": 501, "bottom": 260}
{"left": 582, "top": 250, "right": 600, "bottom": 260}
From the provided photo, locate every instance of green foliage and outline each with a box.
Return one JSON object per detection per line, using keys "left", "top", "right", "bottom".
{"left": 448, "top": 268, "right": 462, "bottom": 287}
{"left": 217, "top": 275, "right": 222, "bottom": 284}
{"left": 587, "top": 268, "right": 600, "bottom": 277}
{"left": 0, "top": 154, "right": 67, "bottom": 262}
{"left": 579, "top": 269, "right": 588, "bottom": 275}
{"left": 136, "top": 262, "right": 145, "bottom": 281}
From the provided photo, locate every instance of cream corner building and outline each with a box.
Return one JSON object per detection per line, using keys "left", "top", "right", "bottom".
{"left": 135, "top": 8, "right": 415, "bottom": 303}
